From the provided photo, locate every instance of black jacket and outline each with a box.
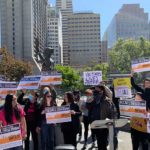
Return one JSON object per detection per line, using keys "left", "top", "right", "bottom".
{"left": 131, "top": 77, "right": 150, "bottom": 109}
{"left": 61, "top": 102, "right": 81, "bottom": 134}
{"left": 86, "top": 94, "right": 116, "bottom": 123}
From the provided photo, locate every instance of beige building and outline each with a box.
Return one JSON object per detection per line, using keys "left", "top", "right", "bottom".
{"left": 67, "top": 12, "right": 101, "bottom": 67}
{"left": 0, "top": 0, "right": 47, "bottom": 73}
{"left": 101, "top": 41, "right": 108, "bottom": 62}
{"left": 56, "top": 0, "right": 73, "bottom": 65}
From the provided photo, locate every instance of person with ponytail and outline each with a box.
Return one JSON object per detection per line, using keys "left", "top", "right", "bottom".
{"left": 0, "top": 94, "right": 27, "bottom": 150}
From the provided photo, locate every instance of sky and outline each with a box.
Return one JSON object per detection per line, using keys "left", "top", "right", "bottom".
{"left": 49, "top": 0, "right": 150, "bottom": 38}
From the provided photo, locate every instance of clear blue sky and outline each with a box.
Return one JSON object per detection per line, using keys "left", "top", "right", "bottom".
{"left": 49, "top": 0, "right": 150, "bottom": 38}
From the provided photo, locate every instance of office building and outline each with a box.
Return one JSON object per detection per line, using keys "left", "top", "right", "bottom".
{"left": 56, "top": 0, "right": 73, "bottom": 65}
{"left": 103, "top": 4, "right": 150, "bottom": 48}
{"left": 68, "top": 12, "right": 101, "bottom": 67}
{"left": 47, "top": 5, "right": 61, "bottom": 65}
{"left": 0, "top": 0, "right": 47, "bottom": 73}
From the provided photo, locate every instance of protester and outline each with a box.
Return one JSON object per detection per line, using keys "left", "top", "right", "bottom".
{"left": 36, "top": 90, "right": 56, "bottom": 150}
{"left": 17, "top": 90, "right": 40, "bottom": 150}
{"left": 80, "top": 89, "right": 96, "bottom": 148}
{"left": 73, "top": 90, "right": 82, "bottom": 141}
{"left": 61, "top": 91, "right": 81, "bottom": 148}
{"left": 87, "top": 85, "right": 116, "bottom": 150}
{"left": 130, "top": 73, "right": 150, "bottom": 110}
{"left": 130, "top": 92, "right": 148, "bottom": 150}
{"left": 110, "top": 84, "right": 120, "bottom": 150}
{"left": 0, "top": 94, "right": 27, "bottom": 150}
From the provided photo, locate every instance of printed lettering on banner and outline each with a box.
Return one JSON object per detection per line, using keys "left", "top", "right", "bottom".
{"left": 17, "top": 76, "right": 41, "bottom": 90}
{"left": 45, "top": 105, "right": 71, "bottom": 124}
{"left": 0, "top": 124, "right": 22, "bottom": 149}
{"left": 83, "top": 71, "right": 102, "bottom": 85}
{"left": 131, "top": 57, "right": 150, "bottom": 73}
{"left": 0, "top": 82, "right": 17, "bottom": 98}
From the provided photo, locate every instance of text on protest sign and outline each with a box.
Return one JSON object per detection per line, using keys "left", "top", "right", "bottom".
{"left": 113, "top": 78, "right": 132, "bottom": 98}
{"left": 40, "top": 74, "right": 62, "bottom": 85}
{"left": 0, "top": 124, "right": 22, "bottom": 149}
{"left": 0, "top": 82, "right": 17, "bottom": 98}
{"left": 17, "top": 76, "right": 41, "bottom": 90}
{"left": 119, "top": 100, "right": 146, "bottom": 118}
{"left": 45, "top": 105, "right": 71, "bottom": 124}
{"left": 131, "top": 57, "right": 150, "bottom": 73}
{"left": 83, "top": 71, "right": 102, "bottom": 85}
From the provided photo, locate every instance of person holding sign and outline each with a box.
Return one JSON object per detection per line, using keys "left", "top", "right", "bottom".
{"left": 36, "top": 90, "right": 56, "bottom": 150}
{"left": 0, "top": 94, "right": 27, "bottom": 150}
{"left": 130, "top": 92, "right": 149, "bottom": 150}
{"left": 131, "top": 72, "right": 150, "bottom": 110}
{"left": 87, "top": 85, "right": 116, "bottom": 150}
{"left": 17, "top": 90, "right": 40, "bottom": 150}
{"left": 61, "top": 92, "right": 81, "bottom": 148}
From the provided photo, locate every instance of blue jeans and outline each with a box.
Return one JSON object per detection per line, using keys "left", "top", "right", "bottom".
{"left": 40, "top": 122, "right": 55, "bottom": 150}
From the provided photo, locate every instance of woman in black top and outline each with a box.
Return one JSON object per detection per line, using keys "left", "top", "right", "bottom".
{"left": 36, "top": 91, "right": 56, "bottom": 150}
{"left": 61, "top": 91, "right": 81, "bottom": 148}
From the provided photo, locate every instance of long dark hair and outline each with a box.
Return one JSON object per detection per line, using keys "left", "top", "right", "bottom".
{"left": 65, "top": 91, "right": 75, "bottom": 103}
{"left": 42, "top": 91, "right": 56, "bottom": 108}
{"left": 4, "top": 94, "right": 21, "bottom": 124}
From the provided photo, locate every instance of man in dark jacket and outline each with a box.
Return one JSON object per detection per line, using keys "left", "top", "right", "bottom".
{"left": 130, "top": 74, "right": 150, "bottom": 110}
{"left": 17, "top": 90, "right": 40, "bottom": 150}
{"left": 87, "top": 85, "right": 116, "bottom": 150}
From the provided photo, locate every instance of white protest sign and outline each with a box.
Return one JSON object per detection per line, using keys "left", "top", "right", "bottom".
{"left": 17, "top": 76, "right": 41, "bottom": 90}
{"left": 119, "top": 100, "right": 146, "bottom": 118}
{"left": 0, "top": 82, "right": 17, "bottom": 98}
{"left": 0, "top": 124, "right": 22, "bottom": 149}
{"left": 131, "top": 57, "right": 150, "bottom": 73}
{"left": 83, "top": 71, "right": 102, "bottom": 85}
{"left": 45, "top": 105, "right": 71, "bottom": 124}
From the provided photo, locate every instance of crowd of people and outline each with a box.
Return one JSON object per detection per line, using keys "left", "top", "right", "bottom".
{"left": 0, "top": 73, "right": 149, "bottom": 150}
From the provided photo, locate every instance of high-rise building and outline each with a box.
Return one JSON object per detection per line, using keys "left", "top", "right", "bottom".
{"left": 101, "top": 41, "right": 108, "bottom": 62}
{"left": 56, "top": 0, "right": 73, "bottom": 65}
{"left": 103, "top": 4, "right": 150, "bottom": 48}
{"left": 47, "top": 5, "right": 61, "bottom": 65}
{"left": 68, "top": 12, "right": 101, "bottom": 67}
{"left": 0, "top": 0, "right": 47, "bottom": 73}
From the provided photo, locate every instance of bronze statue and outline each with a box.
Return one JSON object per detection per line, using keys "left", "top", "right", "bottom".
{"left": 34, "top": 38, "right": 54, "bottom": 71}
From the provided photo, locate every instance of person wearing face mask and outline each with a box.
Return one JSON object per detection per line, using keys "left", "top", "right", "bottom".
{"left": 0, "top": 94, "right": 27, "bottom": 150}
{"left": 36, "top": 90, "right": 56, "bottom": 150}
{"left": 80, "top": 89, "right": 96, "bottom": 148}
{"left": 86, "top": 85, "right": 116, "bottom": 150}
{"left": 17, "top": 90, "right": 40, "bottom": 150}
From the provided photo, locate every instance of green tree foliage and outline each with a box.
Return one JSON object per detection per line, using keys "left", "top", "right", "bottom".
{"left": 0, "top": 48, "right": 32, "bottom": 81}
{"left": 55, "top": 65, "right": 84, "bottom": 91}
{"left": 109, "top": 37, "right": 150, "bottom": 73}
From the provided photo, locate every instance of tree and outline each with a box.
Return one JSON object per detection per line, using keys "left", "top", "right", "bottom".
{"left": 109, "top": 37, "right": 150, "bottom": 73}
{"left": 0, "top": 48, "right": 32, "bottom": 81}
{"left": 55, "top": 65, "right": 84, "bottom": 91}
